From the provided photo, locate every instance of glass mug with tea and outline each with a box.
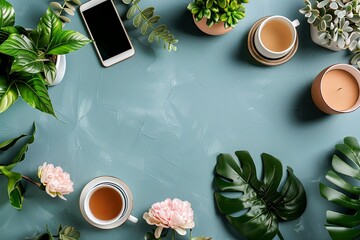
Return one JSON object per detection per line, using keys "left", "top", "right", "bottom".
{"left": 254, "top": 15, "right": 300, "bottom": 59}
{"left": 79, "top": 176, "right": 138, "bottom": 229}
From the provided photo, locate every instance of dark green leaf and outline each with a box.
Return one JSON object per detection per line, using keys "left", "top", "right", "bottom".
{"left": 0, "top": 75, "right": 18, "bottom": 113}
{"left": 34, "top": 233, "right": 52, "bottom": 240}
{"left": 148, "top": 15, "right": 160, "bottom": 24}
{"left": 47, "top": 30, "right": 91, "bottom": 55}
{"left": 141, "top": 22, "right": 148, "bottom": 35}
{"left": 0, "top": 133, "right": 26, "bottom": 152}
{"left": 214, "top": 151, "right": 307, "bottom": 240}
{"left": 4, "top": 122, "right": 36, "bottom": 170}
{"left": 16, "top": 75, "right": 55, "bottom": 116}
{"left": 320, "top": 136, "right": 360, "bottom": 239}
{"left": 0, "top": 0, "right": 15, "bottom": 28}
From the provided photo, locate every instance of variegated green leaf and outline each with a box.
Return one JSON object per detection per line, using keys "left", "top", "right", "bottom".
{"left": 43, "top": 60, "right": 57, "bottom": 85}
{"left": 47, "top": 30, "right": 91, "bottom": 55}
{"left": 0, "top": 75, "right": 18, "bottom": 113}
{"left": 11, "top": 54, "right": 44, "bottom": 74}
{"left": 16, "top": 74, "right": 55, "bottom": 116}
{"left": 0, "top": 33, "right": 38, "bottom": 58}
{"left": 0, "top": 0, "right": 15, "bottom": 28}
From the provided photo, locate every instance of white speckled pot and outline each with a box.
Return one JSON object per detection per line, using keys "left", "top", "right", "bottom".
{"left": 310, "top": 25, "right": 343, "bottom": 51}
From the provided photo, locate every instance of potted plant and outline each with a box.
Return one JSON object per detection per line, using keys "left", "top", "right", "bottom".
{"left": 0, "top": 0, "right": 91, "bottom": 117}
{"left": 299, "top": 0, "right": 360, "bottom": 68}
{"left": 187, "top": 0, "right": 248, "bottom": 35}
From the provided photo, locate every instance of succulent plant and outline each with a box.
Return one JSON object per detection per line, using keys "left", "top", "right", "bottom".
{"left": 187, "top": 0, "right": 248, "bottom": 29}
{"left": 300, "top": 0, "right": 360, "bottom": 68}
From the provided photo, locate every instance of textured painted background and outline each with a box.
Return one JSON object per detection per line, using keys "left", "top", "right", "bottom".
{"left": 0, "top": 0, "right": 358, "bottom": 239}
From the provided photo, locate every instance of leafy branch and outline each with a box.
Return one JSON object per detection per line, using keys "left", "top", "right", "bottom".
{"left": 49, "top": 0, "right": 82, "bottom": 24}
{"left": 122, "top": 0, "right": 178, "bottom": 51}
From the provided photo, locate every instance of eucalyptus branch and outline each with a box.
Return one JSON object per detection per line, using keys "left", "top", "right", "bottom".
{"left": 49, "top": 0, "right": 82, "bottom": 24}
{"left": 122, "top": 0, "right": 178, "bottom": 51}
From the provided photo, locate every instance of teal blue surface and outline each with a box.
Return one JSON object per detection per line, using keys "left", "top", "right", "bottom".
{"left": 1, "top": 0, "right": 359, "bottom": 239}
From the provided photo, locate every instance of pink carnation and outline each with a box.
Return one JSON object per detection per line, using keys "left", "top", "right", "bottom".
{"left": 37, "top": 162, "right": 74, "bottom": 200}
{"left": 143, "top": 198, "right": 195, "bottom": 238}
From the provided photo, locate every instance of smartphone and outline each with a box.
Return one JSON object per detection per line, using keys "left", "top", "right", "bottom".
{"left": 79, "top": 0, "right": 135, "bottom": 67}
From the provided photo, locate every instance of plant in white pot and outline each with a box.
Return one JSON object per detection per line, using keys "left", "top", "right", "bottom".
{"left": 0, "top": 0, "right": 91, "bottom": 116}
{"left": 299, "top": 0, "right": 360, "bottom": 67}
{"left": 187, "top": 0, "right": 248, "bottom": 35}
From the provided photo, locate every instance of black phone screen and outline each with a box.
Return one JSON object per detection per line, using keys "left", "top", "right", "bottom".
{"left": 81, "top": 0, "right": 132, "bottom": 61}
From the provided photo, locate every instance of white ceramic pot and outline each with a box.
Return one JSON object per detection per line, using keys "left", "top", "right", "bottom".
{"left": 50, "top": 54, "right": 66, "bottom": 86}
{"left": 310, "top": 25, "right": 342, "bottom": 51}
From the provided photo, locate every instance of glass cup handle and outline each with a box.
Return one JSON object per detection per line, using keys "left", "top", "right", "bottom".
{"left": 292, "top": 19, "right": 300, "bottom": 28}
{"left": 128, "top": 215, "right": 138, "bottom": 223}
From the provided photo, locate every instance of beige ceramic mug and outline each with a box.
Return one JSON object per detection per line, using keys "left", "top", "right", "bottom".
{"left": 254, "top": 15, "right": 300, "bottom": 59}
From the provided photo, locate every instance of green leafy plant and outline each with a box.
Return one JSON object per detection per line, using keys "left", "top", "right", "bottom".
{"left": 122, "top": 0, "right": 178, "bottom": 51}
{"left": 320, "top": 136, "right": 360, "bottom": 240}
{"left": 214, "top": 151, "right": 307, "bottom": 240}
{"left": 187, "top": 0, "right": 248, "bottom": 29}
{"left": 299, "top": 0, "right": 360, "bottom": 68}
{"left": 0, "top": 123, "right": 36, "bottom": 209}
{"left": 0, "top": 0, "right": 91, "bottom": 116}
{"left": 28, "top": 225, "right": 80, "bottom": 240}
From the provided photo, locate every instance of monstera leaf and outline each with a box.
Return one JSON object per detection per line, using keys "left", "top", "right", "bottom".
{"left": 320, "top": 136, "right": 360, "bottom": 240}
{"left": 214, "top": 151, "right": 307, "bottom": 240}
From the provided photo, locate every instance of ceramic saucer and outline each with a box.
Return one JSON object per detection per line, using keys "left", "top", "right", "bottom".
{"left": 79, "top": 176, "right": 134, "bottom": 229}
{"left": 247, "top": 17, "right": 299, "bottom": 66}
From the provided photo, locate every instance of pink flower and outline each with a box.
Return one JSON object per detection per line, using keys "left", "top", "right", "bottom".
{"left": 143, "top": 198, "right": 195, "bottom": 238}
{"left": 37, "top": 162, "right": 74, "bottom": 200}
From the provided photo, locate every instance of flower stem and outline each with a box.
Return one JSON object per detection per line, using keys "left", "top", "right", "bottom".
{"left": 172, "top": 230, "right": 176, "bottom": 240}
{"left": 22, "top": 175, "right": 41, "bottom": 188}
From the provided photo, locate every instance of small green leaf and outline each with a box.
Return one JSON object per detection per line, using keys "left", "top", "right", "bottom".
{"left": 65, "top": 2, "right": 76, "bottom": 11}
{"left": 50, "top": 2, "right": 63, "bottom": 10}
{"left": 142, "top": 7, "right": 154, "bottom": 19}
{"left": 58, "top": 226, "right": 80, "bottom": 240}
{"left": 70, "top": 0, "right": 81, "bottom": 5}
{"left": 59, "top": 16, "right": 71, "bottom": 23}
{"left": 0, "top": 168, "right": 24, "bottom": 209}
{"left": 122, "top": 0, "right": 133, "bottom": 4}
{"left": 148, "top": 15, "right": 160, "bottom": 24}
{"left": 141, "top": 22, "right": 149, "bottom": 35}
{"left": 126, "top": 5, "right": 137, "bottom": 19}
{"left": 63, "top": 7, "right": 74, "bottom": 16}
{"left": 148, "top": 31, "right": 156, "bottom": 43}
{"left": 133, "top": 13, "right": 143, "bottom": 28}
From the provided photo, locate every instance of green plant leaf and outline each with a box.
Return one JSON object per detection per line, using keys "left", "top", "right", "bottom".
{"left": 0, "top": 75, "right": 18, "bottom": 113}
{"left": 47, "top": 30, "right": 91, "bottom": 55}
{"left": 43, "top": 60, "right": 57, "bottom": 85}
{"left": 30, "top": 8, "right": 63, "bottom": 49}
{"left": 0, "top": 167, "right": 24, "bottom": 209}
{"left": 4, "top": 122, "right": 36, "bottom": 170}
{"left": 320, "top": 136, "right": 360, "bottom": 240}
{"left": 0, "top": 0, "right": 15, "bottom": 28}
{"left": 0, "top": 33, "right": 38, "bottom": 59}
{"left": 58, "top": 226, "right": 80, "bottom": 240}
{"left": 214, "top": 151, "right": 307, "bottom": 240}
{"left": 11, "top": 54, "right": 44, "bottom": 74}
{"left": 126, "top": 5, "right": 137, "bottom": 19}
{"left": 0, "top": 133, "right": 26, "bottom": 152}
{"left": 133, "top": 13, "right": 143, "bottom": 28}
{"left": 15, "top": 75, "right": 55, "bottom": 116}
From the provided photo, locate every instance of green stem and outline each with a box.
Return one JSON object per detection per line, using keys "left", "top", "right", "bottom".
{"left": 172, "top": 230, "right": 176, "bottom": 240}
